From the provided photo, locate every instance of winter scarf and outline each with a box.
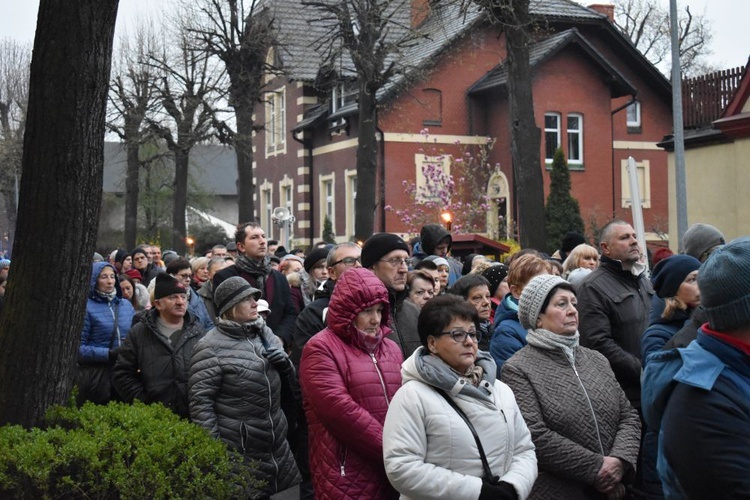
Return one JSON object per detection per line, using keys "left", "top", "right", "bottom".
{"left": 526, "top": 328, "right": 580, "bottom": 366}
{"left": 234, "top": 254, "right": 272, "bottom": 292}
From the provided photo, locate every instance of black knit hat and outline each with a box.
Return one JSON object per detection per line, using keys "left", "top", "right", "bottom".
{"left": 650, "top": 255, "right": 701, "bottom": 299}
{"left": 361, "top": 233, "right": 410, "bottom": 269}
{"left": 114, "top": 248, "right": 128, "bottom": 264}
{"left": 304, "top": 247, "right": 330, "bottom": 273}
{"left": 153, "top": 272, "right": 187, "bottom": 300}
{"left": 481, "top": 263, "right": 510, "bottom": 297}
{"left": 561, "top": 231, "right": 586, "bottom": 254}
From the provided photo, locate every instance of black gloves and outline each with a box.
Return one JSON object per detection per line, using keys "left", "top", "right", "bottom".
{"left": 108, "top": 348, "right": 119, "bottom": 362}
{"left": 264, "top": 348, "right": 294, "bottom": 377}
{"left": 479, "top": 480, "right": 518, "bottom": 500}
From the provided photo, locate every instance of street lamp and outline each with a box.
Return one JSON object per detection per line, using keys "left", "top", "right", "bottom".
{"left": 440, "top": 211, "right": 452, "bottom": 232}
{"left": 185, "top": 236, "right": 195, "bottom": 256}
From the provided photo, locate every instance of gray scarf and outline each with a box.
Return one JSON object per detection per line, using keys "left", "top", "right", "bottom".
{"left": 94, "top": 288, "right": 117, "bottom": 302}
{"left": 234, "top": 254, "right": 272, "bottom": 292}
{"left": 526, "top": 328, "right": 580, "bottom": 366}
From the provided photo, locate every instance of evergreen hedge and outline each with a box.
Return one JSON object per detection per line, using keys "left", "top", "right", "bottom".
{"left": 0, "top": 400, "right": 261, "bottom": 499}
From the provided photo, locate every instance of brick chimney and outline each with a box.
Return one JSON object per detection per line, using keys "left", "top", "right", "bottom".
{"left": 587, "top": 3, "right": 615, "bottom": 23}
{"left": 412, "top": 0, "right": 430, "bottom": 28}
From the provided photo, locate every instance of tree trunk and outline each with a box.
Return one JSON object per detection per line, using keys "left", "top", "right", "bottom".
{"left": 171, "top": 148, "right": 189, "bottom": 254}
{"left": 0, "top": 0, "right": 119, "bottom": 427}
{"left": 124, "top": 138, "right": 140, "bottom": 249}
{"left": 234, "top": 101, "right": 255, "bottom": 223}
{"left": 503, "top": 4, "right": 547, "bottom": 250}
{"left": 354, "top": 85, "right": 378, "bottom": 242}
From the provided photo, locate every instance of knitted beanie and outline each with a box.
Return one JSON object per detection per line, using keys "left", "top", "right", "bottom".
{"left": 561, "top": 231, "right": 586, "bottom": 254}
{"left": 698, "top": 236, "right": 750, "bottom": 331}
{"left": 361, "top": 233, "right": 410, "bottom": 269}
{"left": 422, "top": 255, "right": 449, "bottom": 269}
{"left": 214, "top": 276, "right": 262, "bottom": 317}
{"left": 125, "top": 268, "right": 142, "bottom": 282}
{"left": 518, "top": 274, "right": 568, "bottom": 330}
{"left": 114, "top": 248, "right": 128, "bottom": 264}
{"left": 304, "top": 247, "right": 330, "bottom": 273}
{"left": 481, "top": 263, "right": 509, "bottom": 296}
{"left": 153, "top": 272, "right": 187, "bottom": 300}
{"left": 650, "top": 255, "right": 701, "bottom": 298}
{"left": 0, "top": 259, "right": 11, "bottom": 271}
{"left": 683, "top": 223, "right": 725, "bottom": 261}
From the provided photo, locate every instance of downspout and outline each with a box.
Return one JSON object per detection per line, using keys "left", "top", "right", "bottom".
{"left": 611, "top": 94, "right": 637, "bottom": 219}
{"left": 292, "top": 130, "right": 314, "bottom": 247}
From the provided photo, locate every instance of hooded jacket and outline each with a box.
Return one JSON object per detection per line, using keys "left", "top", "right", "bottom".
{"left": 112, "top": 308, "right": 205, "bottom": 418}
{"left": 79, "top": 262, "right": 136, "bottom": 363}
{"left": 642, "top": 329, "right": 750, "bottom": 499}
{"left": 383, "top": 348, "right": 537, "bottom": 500}
{"left": 641, "top": 295, "right": 690, "bottom": 367}
{"left": 299, "top": 268, "right": 403, "bottom": 500}
{"left": 490, "top": 294, "right": 527, "bottom": 374}
{"left": 413, "top": 224, "right": 462, "bottom": 286}
{"left": 502, "top": 339, "right": 641, "bottom": 499}
{"left": 189, "top": 318, "right": 301, "bottom": 496}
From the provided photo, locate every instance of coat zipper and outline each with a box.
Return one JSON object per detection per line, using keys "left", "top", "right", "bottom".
{"left": 254, "top": 337, "right": 279, "bottom": 491}
{"left": 370, "top": 353, "right": 390, "bottom": 405}
{"left": 566, "top": 351, "right": 606, "bottom": 456}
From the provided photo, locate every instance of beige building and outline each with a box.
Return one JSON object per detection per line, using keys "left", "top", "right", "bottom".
{"left": 662, "top": 60, "right": 750, "bottom": 248}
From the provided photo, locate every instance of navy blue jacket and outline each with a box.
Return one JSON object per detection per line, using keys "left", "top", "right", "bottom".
{"left": 489, "top": 294, "right": 527, "bottom": 375}
{"left": 642, "top": 329, "right": 750, "bottom": 498}
{"left": 79, "top": 262, "right": 136, "bottom": 363}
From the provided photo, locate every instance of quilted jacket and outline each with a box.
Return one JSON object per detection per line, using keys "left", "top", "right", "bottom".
{"left": 189, "top": 318, "right": 301, "bottom": 496}
{"left": 490, "top": 294, "right": 526, "bottom": 374}
{"left": 383, "top": 348, "right": 538, "bottom": 499}
{"left": 502, "top": 341, "right": 641, "bottom": 499}
{"left": 300, "top": 268, "right": 403, "bottom": 500}
{"left": 112, "top": 309, "right": 205, "bottom": 418}
{"left": 79, "top": 262, "right": 135, "bottom": 363}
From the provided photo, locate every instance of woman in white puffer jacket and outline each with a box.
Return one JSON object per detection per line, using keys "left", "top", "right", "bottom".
{"left": 383, "top": 295, "right": 537, "bottom": 500}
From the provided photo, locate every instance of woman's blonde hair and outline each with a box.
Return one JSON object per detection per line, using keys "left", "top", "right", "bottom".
{"left": 562, "top": 243, "right": 599, "bottom": 275}
{"left": 662, "top": 296, "right": 688, "bottom": 320}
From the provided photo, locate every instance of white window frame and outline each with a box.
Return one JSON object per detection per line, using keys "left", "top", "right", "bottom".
{"left": 260, "top": 180, "right": 274, "bottom": 239}
{"left": 626, "top": 101, "right": 641, "bottom": 128}
{"left": 544, "top": 112, "right": 561, "bottom": 163}
{"left": 567, "top": 113, "right": 583, "bottom": 165}
{"left": 319, "top": 173, "right": 336, "bottom": 234}
{"left": 265, "top": 86, "right": 286, "bottom": 156}
{"left": 345, "top": 169, "right": 357, "bottom": 240}
{"left": 621, "top": 159, "right": 651, "bottom": 209}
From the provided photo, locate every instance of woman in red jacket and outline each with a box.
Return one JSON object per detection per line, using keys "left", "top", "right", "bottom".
{"left": 300, "top": 267, "right": 403, "bottom": 499}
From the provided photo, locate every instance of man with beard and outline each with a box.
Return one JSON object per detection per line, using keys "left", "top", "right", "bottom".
{"left": 213, "top": 221, "right": 297, "bottom": 349}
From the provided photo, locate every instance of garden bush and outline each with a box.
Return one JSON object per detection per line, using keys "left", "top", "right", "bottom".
{"left": 0, "top": 400, "right": 262, "bottom": 499}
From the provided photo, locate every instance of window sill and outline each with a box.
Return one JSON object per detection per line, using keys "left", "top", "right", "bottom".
{"left": 627, "top": 126, "right": 642, "bottom": 134}
{"left": 545, "top": 163, "right": 584, "bottom": 171}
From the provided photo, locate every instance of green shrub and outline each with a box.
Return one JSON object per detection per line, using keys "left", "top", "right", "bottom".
{"left": 0, "top": 400, "right": 263, "bottom": 499}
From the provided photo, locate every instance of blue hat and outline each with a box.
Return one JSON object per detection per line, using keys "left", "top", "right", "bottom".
{"left": 698, "top": 237, "right": 750, "bottom": 331}
{"left": 0, "top": 259, "right": 10, "bottom": 270}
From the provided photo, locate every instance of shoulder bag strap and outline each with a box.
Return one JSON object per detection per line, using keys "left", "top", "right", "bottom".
{"left": 108, "top": 302, "right": 120, "bottom": 349}
{"left": 437, "top": 389, "right": 499, "bottom": 483}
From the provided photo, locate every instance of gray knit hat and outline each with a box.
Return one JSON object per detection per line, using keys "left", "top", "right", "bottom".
{"left": 698, "top": 236, "right": 750, "bottom": 331}
{"left": 683, "top": 223, "right": 725, "bottom": 261}
{"left": 518, "top": 274, "right": 569, "bottom": 330}
{"left": 214, "top": 276, "right": 262, "bottom": 318}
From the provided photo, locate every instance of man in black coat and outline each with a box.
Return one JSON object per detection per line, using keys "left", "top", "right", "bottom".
{"left": 112, "top": 273, "right": 206, "bottom": 418}
{"left": 213, "top": 221, "right": 297, "bottom": 349}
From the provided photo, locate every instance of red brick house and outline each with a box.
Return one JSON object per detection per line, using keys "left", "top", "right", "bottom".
{"left": 253, "top": 0, "right": 672, "bottom": 248}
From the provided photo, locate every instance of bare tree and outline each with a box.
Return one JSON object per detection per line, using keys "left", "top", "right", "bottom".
{"left": 147, "top": 15, "right": 227, "bottom": 254}
{"left": 614, "top": 0, "right": 714, "bottom": 76}
{"left": 0, "top": 38, "right": 31, "bottom": 250}
{"left": 0, "top": 0, "right": 118, "bottom": 427}
{"left": 461, "top": 0, "right": 547, "bottom": 249}
{"left": 188, "top": 0, "right": 278, "bottom": 223}
{"left": 302, "top": 0, "right": 426, "bottom": 240}
{"left": 107, "top": 24, "right": 161, "bottom": 249}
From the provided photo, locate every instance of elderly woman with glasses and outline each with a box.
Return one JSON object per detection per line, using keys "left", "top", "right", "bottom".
{"left": 383, "top": 294, "right": 537, "bottom": 500}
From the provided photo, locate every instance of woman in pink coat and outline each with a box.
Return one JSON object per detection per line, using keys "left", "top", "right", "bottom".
{"left": 300, "top": 267, "right": 403, "bottom": 499}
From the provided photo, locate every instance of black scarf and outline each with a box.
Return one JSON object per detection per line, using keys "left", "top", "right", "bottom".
{"left": 234, "top": 254, "right": 272, "bottom": 293}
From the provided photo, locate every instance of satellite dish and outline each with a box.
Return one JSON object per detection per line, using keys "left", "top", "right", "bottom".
{"left": 272, "top": 207, "right": 291, "bottom": 222}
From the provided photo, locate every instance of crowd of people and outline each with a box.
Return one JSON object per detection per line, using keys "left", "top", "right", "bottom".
{"left": 70, "top": 219, "right": 749, "bottom": 499}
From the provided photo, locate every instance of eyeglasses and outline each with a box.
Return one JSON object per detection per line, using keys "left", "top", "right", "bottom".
{"left": 175, "top": 273, "right": 193, "bottom": 280}
{"left": 379, "top": 257, "right": 410, "bottom": 268}
{"left": 439, "top": 329, "right": 481, "bottom": 343}
{"left": 331, "top": 256, "right": 361, "bottom": 267}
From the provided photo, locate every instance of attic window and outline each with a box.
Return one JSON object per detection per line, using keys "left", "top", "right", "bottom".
{"left": 422, "top": 88, "right": 442, "bottom": 127}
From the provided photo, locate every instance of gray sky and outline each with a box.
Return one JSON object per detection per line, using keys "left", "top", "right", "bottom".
{"left": 1, "top": 0, "right": 747, "bottom": 70}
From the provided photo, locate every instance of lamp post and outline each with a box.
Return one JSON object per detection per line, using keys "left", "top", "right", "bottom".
{"left": 185, "top": 236, "right": 195, "bottom": 257}
{"left": 440, "top": 211, "right": 452, "bottom": 232}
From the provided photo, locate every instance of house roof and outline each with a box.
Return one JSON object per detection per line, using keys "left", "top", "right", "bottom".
{"left": 103, "top": 142, "right": 238, "bottom": 196}
{"left": 467, "top": 28, "right": 636, "bottom": 98}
